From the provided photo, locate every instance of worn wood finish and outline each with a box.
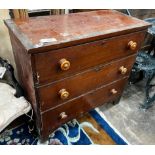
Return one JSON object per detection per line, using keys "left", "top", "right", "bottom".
{"left": 37, "top": 55, "right": 136, "bottom": 111}
{"left": 8, "top": 30, "right": 41, "bottom": 131}
{"left": 5, "top": 10, "right": 150, "bottom": 54}
{"left": 8, "top": 30, "right": 37, "bottom": 113}
{"left": 5, "top": 10, "right": 150, "bottom": 141}
{"left": 34, "top": 31, "right": 145, "bottom": 85}
{"left": 40, "top": 77, "right": 128, "bottom": 141}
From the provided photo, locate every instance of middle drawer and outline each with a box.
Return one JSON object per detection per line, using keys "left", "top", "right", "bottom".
{"left": 36, "top": 54, "right": 136, "bottom": 112}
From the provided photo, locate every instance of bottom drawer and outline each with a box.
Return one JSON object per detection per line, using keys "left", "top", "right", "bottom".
{"left": 40, "top": 77, "right": 128, "bottom": 140}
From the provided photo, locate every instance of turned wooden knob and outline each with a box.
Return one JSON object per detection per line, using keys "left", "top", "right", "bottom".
{"left": 111, "top": 89, "right": 118, "bottom": 94}
{"left": 119, "top": 66, "right": 127, "bottom": 75}
{"left": 59, "top": 89, "right": 69, "bottom": 100}
{"left": 59, "top": 58, "right": 70, "bottom": 70}
{"left": 59, "top": 112, "right": 68, "bottom": 119}
{"left": 128, "top": 41, "right": 137, "bottom": 50}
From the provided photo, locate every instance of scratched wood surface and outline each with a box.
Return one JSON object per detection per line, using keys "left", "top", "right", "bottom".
{"left": 5, "top": 10, "right": 150, "bottom": 53}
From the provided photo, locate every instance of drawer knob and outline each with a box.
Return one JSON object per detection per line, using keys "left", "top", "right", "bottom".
{"left": 59, "top": 58, "right": 70, "bottom": 71}
{"left": 119, "top": 66, "right": 127, "bottom": 75}
{"left": 111, "top": 89, "right": 117, "bottom": 94}
{"left": 59, "top": 89, "right": 70, "bottom": 100}
{"left": 128, "top": 41, "right": 137, "bottom": 50}
{"left": 59, "top": 112, "right": 68, "bottom": 119}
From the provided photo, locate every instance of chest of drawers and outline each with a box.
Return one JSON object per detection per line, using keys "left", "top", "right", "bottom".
{"left": 5, "top": 10, "right": 150, "bottom": 141}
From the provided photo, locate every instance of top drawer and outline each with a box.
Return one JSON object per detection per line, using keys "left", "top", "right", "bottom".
{"left": 33, "top": 31, "right": 145, "bottom": 85}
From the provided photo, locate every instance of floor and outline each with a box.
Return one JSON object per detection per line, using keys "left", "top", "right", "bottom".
{"left": 98, "top": 80, "right": 155, "bottom": 144}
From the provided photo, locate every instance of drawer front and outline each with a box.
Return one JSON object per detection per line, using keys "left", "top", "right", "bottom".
{"left": 37, "top": 55, "right": 136, "bottom": 111}
{"left": 33, "top": 31, "right": 145, "bottom": 84}
{"left": 40, "top": 77, "right": 128, "bottom": 140}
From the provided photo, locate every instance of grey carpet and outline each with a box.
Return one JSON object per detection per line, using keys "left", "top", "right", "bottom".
{"left": 98, "top": 80, "right": 155, "bottom": 144}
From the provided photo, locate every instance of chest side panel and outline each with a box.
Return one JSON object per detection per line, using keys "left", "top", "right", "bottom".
{"left": 8, "top": 30, "right": 41, "bottom": 129}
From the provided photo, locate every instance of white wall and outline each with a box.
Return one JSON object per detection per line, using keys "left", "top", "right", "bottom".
{"left": 0, "top": 9, "right": 17, "bottom": 76}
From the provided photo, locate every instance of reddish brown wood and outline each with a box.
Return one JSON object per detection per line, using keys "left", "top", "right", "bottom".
{"left": 37, "top": 55, "right": 136, "bottom": 111}
{"left": 33, "top": 31, "right": 145, "bottom": 85}
{"left": 4, "top": 10, "right": 150, "bottom": 142}
{"left": 40, "top": 77, "right": 128, "bottom": 141}
{"left": 8, "top": 30, "right": 42, "bottom": 132}
{"left": 4, "top": 10, "right": 150, "bottom": 53}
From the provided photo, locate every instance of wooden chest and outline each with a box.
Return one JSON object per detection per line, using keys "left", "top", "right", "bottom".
{"left": 5, "top": 10, "right": 150, "bottom": 141}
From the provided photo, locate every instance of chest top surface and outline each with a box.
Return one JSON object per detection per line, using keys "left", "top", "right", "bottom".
{"left": 5, "top": 10, "right": 150, "bottom": 53}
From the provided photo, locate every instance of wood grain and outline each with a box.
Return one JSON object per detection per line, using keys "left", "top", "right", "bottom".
{"left": 33, "top": 31, "right": 145, "bottom": 85}
{"left": 8, "top": 30, "right": 41, "bottom": 132}
{"left": 4, "top": 10, "right": 150, "bottom": 53}
{"left": 40, "top": 77, "right": 128, "bottom": 141}
{"left": 37, "top": 55, "right": 136, "bottom": 111}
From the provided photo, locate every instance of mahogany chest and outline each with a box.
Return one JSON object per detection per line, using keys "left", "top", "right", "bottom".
{"left": 5, "top": 10, "right": 150, "bottom": 141}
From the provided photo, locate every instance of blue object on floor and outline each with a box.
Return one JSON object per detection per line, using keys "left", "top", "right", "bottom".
{"left": 90, "top": 110, "right": 128, "bottom": 145}
{"left": 0, "top": 110, "right": 127, "bottom": 145}
{"left": 0, "top": 119, "right": 93, "bottom": 145}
